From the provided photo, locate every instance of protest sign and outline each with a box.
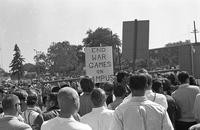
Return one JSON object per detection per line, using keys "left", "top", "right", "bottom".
{"left": 85, "top": 46, "right": 113, "bottom": 83}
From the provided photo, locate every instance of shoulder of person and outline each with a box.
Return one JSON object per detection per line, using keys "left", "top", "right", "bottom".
{"left": 75, "top": 121, "right": 92, "bottom": 130}
{"left": 15, "top": 121, "right": 32, "bottom": 130}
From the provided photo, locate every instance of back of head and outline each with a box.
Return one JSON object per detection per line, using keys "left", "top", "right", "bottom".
{"left": 13, "top": 89, "right": 28, "bottom": 102}
{"left": 90, "top": 88, "right": 106, "bottom": 107}
{"left": 189, "top": 75, "right": 197, "bottom": 85}
{"left": 27, "top": 94, "right": 38, "bottom": 106}
{"left": 51, "top": 86, "right": 61, "bottom": 93}
{"left": 152, "top": 79, "right": 163, "bottom": 93}
{"left": 116, "top": 71, "right": 129, "bottom": 83}
{"left": 80, "top": 77, "right": 94, "bottom": 93}
{"left": 2, "top": 94, "right": 20, "bottom": 114}
{"left": 113, "top": 84, "right": 126, "bottom": 97}
{"left": 178, "top": 71, "right": 189, "bottom": 84}
{"left": 57, "top": 87, "right": 79, "bottom": 115}
{"left": 129, "top": 74, "right": 147, "bottom": 91}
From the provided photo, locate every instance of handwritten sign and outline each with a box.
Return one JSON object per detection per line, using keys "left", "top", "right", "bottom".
{"left": 85, "top": 46, "right": 113, "bottom": 83}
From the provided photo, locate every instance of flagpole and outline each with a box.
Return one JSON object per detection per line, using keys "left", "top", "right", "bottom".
{"left": 190, "top": 44, "right": 194, "bottom": 76}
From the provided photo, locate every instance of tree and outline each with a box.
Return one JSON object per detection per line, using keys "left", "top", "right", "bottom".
{"left": 83, "top": 27, "right": 121, "bottom": 48}
{"left": 9, "top": 44, "right": 25, "bottom": 80}
{"left": 47, "top": 41, "right": 84, "bottom": 75}
{"left": 34, "top": 52, "right": 49, "bottom": 75}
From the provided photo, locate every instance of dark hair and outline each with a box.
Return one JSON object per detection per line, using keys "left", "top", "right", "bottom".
{"left": 27, "top": 94, "right": 38, "bottom": 106}
{"left": 189, "top": 75, "right": 197, "bottom": 85}
{"left": 51, "top": 87, "right": 61, "bottom": 93}
{"left": 80, "top": 77, "right": 94, "bottom": 93}
{"left": 100, "top": 82, "right": 114, "bottom": 95}
{"left": 48, "top": 93, "right": 58, "bottom": 107}
{"left": 116, "top": 71, "right": 129, "bottom": 83}
{"left": 178, "top": 71, "right": 189, "bottom": 84}
{"left": 162, "top": 78, "right": 172, "bottom": 95}
{"left": 2, "top": 94, "right": 19, "bottom": 111}
{"left": 90, "top": 88, "right": 106, "bottom": 107}
{"left": 152, "top": 79, "right": 163, "bottom": 93}
{"left": 129, "top": 74, "right": 147, "bottom": 90}
{"left": 113, "top": 85, "right": 126, "bottom": 97}
{"left": 13, "top": 89, "right": 28, "bottom": 101}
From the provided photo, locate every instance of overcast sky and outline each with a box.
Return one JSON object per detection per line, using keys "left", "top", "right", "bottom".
{"left": 0, "top": 0, "right": 200, "bottom": 71}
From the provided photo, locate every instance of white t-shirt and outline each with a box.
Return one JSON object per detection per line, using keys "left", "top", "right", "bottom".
{"left": 81, "top": 106, "right": 114, "bottom": 130}
{"left": 41, "top": 116, "right": 92, "bottom": 130}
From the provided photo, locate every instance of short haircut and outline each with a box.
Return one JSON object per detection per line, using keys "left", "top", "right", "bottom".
{"left": 27, "top": 94, "right": 38, "bottom": 106}
{"left": 2, "top": 94, "right": 19, "bottom": 111}
{"left": 100, "top": 82, "right": 113, "bottom": 94}
{"left": 152, "top": 79, "right": 163, "bottom": 93}
{"left": 178, "top": 71, "right": 189, "bottom": 84}
{"left": 90, "top": 88, "right": 106, "bottom": 107}
{"left": 113, "top": 85, "right": 126, "bottom": 97}
{"left": 129, "top": 74, "right": 147, "bottom": 91}
{"left": 51, "top": 86, "right": 61, "bottom": 93}
{"left": 116, "top": 71, "right": 129, "bottom": 83}
{"left": 80, "top": 77, "right": 94, "bottom": 93}
{"left": 13, "top": 89, "right": 28, "bottom": 101}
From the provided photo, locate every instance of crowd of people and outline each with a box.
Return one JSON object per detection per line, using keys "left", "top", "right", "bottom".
{"left": 0, "top": 69, "right": 200, "bottom": 130}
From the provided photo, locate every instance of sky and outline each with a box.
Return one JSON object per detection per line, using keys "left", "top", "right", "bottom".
{"left": 0, "top": 0, "right": 200, "bottom": 72}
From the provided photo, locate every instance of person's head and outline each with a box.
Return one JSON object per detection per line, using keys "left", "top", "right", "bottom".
{"left": 27, "top": 94, "right": 38, "bottom": 107}
{"left": 46, "top": 93, "right": 58, "bottom": 110}
{"left": 51, "top": 86, "right": 61, "bottom": 93}
{"left": 116, "top": 71, "right": 129, "bottom": 84}
{"left": 57, "top": 87, "right": 80, "bottom": 116}
{"left": 129, "top": 74, "right": 148, "bottom": 96}
{"left": 13, "top": 89, "right": 28, "bottom": 112}
{"left": 113, "top": 85, "right": 126, "bottom": 98}
{"left": 2, "top": 94, "right": 21, "bottom": 116}
{"left": 135, "top": 68, "right": 148, "bottom": 74}
{"left": 152, "top": 79, "right": 163, "bottom": 94}
{"left": 90, "top": 88, "right": 106, "bottom": 108}
{"left": 189, "top": 75, "right": 197, "bottom": 85}
{"left": 177, "top": 71, "right": 189, "bottom": 84}
{"left": 80, "top": 77, "right": 94, "bottom": 93}
{"left": 162, "top": 78, "right": 172, "bottom": 95}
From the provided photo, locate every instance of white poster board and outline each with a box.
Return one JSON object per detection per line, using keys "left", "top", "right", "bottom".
{"left": 85, "top": 46, "right": 114, "bottom": 83}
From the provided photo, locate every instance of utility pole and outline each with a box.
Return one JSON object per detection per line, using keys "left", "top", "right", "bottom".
{"left": 192, "top": 21, "right": 199, "bottom": 44}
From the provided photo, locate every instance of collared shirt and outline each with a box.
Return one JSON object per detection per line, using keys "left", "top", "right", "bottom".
{"left": 81, "top": 106, "right": 114, "bottom": 130}
{"left": 78, "top": 93, "right": 93, "bottom": 116}
{"left": 110, "top": 96, "right": 174, "bottom": 130}
{"left": 193, "top": 94, "right": 200, "bottom": 122}
{"left": 172, "top": 83, "right": 200, "bottom": 122}
{"left": 123, "top": 90, "right": 168, "bottom": 109}
{"left": 41, "top": 116, "right": 92, "bottom": 130}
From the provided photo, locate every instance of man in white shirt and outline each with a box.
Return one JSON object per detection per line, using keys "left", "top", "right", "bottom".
{"left": 110, "top": 74, "right": 174, "bottom": 130}
{"left": 41, "top": 87, "right": 91, "bottom": 130}
{"left": 81, "top": 88, "right": 114, "bottom": 130}
{"left": 172, "top": 71, "right": 200, "bottom": 130}
{"left": 123, "top": 73, "right": 168, "bottom": 110}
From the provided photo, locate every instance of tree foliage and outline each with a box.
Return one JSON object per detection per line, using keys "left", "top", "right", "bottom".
{"left": 9, "top": 44, "right": 25, "bottom": 80}
{"left": 83, "top": 27, "right": 121, "bottom": 48}
{"left": 46, "top": 41, "right": 84, "bottom": 75}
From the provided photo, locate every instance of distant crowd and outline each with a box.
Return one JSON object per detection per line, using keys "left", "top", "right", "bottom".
{"left": 0, "top": 69, "right": 200, "bottom": 130}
